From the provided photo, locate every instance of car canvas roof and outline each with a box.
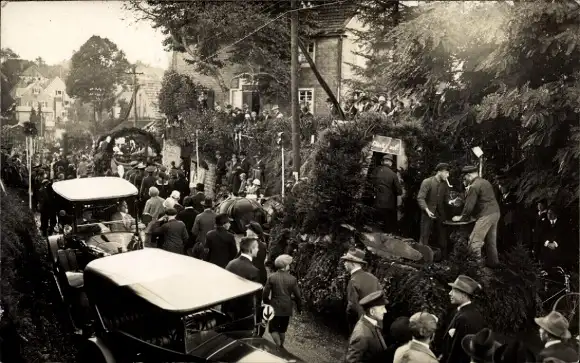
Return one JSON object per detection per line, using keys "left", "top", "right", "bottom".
{"left": 84, "top": 249, "right": 263, "bottom": 313}
{"left": 52, "top": 177, "right": 138, "bottom": 201}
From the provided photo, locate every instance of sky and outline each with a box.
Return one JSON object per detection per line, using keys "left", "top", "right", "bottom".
{"left": 1, "top": 1, "right": 170, "bottom": 69}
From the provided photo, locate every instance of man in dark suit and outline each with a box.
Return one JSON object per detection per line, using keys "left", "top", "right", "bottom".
{"left": 538, "top": 207, "right": 575, "bottom": 272}
{"left": 190, "top": 198, "right": 216, "bottom": 258}
{"left": 225, "top": 237, "right": 260, "bottom": 322}
{"left": 341, "top": 248, "right": 383, "bottom": 332}
{"left": 176, "top": 196, "right": 198, "bottom": 252}
{"left": 417, "top": 162, "right": 451, "bottom": 258}
{"left": 239, "top": 151, "right": 252, "bottom": 175}
{"left": 440, "top": 275, "right": 486, "bottom": 363}
{"left": 215, "top": 150, "right": 227, "bottom": 187}
{"left": 140, "top": 166, "right": 157, "bottom": 200}
{"left": 372, "top": 154, "right": 402, "bottom": 233}
{"left": 345, "top": 290, "right": 388, "bottom": 363}
{"left": 206, "top": 213, "right": 237, "bottom": 268}
{"left": 535, "top": 311, "right": 578, "bottom": 362}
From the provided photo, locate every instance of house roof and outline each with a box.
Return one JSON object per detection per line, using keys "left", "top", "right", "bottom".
{"left": 310, "top": 3, "right": 358, "bottom": 36}
{"left": 21, "top": 64, "right": 47, "bottom": 78}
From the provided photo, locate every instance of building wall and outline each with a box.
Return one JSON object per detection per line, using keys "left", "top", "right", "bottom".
{"left": 341, "top": 16, "right": 370, "bottom": 102}
{"left": 171, "top": 52, "right": 240, "bottom": 106}
{"left": 298, "top": 37, "right": 341, "bottom": 116}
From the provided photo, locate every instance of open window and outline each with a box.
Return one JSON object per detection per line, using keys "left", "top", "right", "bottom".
{"left": 299, "top": 41, "right": 316, "bottom": 66}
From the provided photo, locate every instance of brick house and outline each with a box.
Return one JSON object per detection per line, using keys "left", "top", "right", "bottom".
{"left": 170, "top": 3, "right": 368, "bottom": 116}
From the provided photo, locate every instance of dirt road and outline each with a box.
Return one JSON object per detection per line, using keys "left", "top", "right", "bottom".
{"left": 283, "top": 312, "right": 347, "bottom": 363}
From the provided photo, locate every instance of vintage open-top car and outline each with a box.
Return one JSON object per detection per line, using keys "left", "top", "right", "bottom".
{"left": 77, "top": 249, "right": 304, "bottom": 363}
{"left": 47, "top": 177, "right": 144, "bottom": 334}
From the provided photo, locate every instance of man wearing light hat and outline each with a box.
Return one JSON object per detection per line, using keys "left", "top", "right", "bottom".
{"left": 440, "top": 275, "right": 485, "bottom": 363}
{"left": 262, "top": 254, "right": 302, "bottom": 349}
{"left": 394, "top": 312, "right": 439, "bottom": 363}
{"left": 341, "top": 248, "right": 383, "bottom": 332}
{"left": 535, "top": 311, "right": 579, "bottom": 362}
{"left": 417, "top": 162, "right": 451, "bottom": 258}
{"left": 452, "top": 165, "right": 501, "bottom": 267}
{"left": 345, "top": 290, "right": 388, "bottom": 363}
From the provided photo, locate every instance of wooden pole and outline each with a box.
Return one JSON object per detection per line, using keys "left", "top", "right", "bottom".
{"left": 133, "top": 66, "right": 138, "bottom": 127}
{"left": 196, "top": 130, "right": 200, "bottom": 183}
{"left": 281, "top": 147, "right": 285, "bottom": 199}
{"left": 479, "top": 157, "right": 483, "bottom": 177}
{"left": 290, "top": 0, "right": 300, "bottom": 177}
{"left": 27, "top": 136, "right": 32, "bottom": 209}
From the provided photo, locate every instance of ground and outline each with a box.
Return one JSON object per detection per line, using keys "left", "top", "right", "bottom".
{"left": 284, "top": 312, "right": 348, "bottom": 363}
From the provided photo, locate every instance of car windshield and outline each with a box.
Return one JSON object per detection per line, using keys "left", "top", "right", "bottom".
{"left": 76, "top": 198, "right": 138, "bottom": 233}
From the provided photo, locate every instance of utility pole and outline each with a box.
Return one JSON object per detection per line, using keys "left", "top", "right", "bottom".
{"left": 125, "top": 65, "right": 144, "bottom": 127}
{"left": 290, "top": 0, "right": 300, "bottom": 178}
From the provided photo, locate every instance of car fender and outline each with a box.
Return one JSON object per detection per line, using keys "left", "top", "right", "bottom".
{"left": 80, "top": 337, "right": 117, "bottom": 363}
{"left": 47, "top": 235, "right": 62, "bottom": 265}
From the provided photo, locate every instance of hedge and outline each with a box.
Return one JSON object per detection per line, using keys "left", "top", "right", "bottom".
{"left": 1, "top": 190, "right": 77, "bottom": 361}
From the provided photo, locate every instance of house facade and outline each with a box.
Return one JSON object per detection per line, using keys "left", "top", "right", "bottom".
{"left": 12, "top": 71, "right": 72, "bottom": 129}
{"left": 170, "top": 4, "right": 367, "bottom": 117}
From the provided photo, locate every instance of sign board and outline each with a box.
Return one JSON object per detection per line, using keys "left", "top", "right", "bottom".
{"left": 370, "top": 135, "right": 403, "bottom": 156}
{"left": 262, "top": 304, "right": 275, "bottom": 322}
{"left": 331, "top": 120, "right": 355, "bottom": 128}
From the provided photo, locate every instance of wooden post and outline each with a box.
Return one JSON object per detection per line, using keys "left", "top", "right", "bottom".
{"left": 281, "top": 147, "right": 285, "bottom": 199}
{"left": 27, "top": 136, "right": 32, "bottom": 209}
{"left": 196, "top": 130, "right": 200, "bottom": 183}
{"left": 290, "top": 0, "right": 300, "bottom": 177}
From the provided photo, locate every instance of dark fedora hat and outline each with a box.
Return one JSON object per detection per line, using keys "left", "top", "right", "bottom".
{"left": 461, "top": 328, "right": 501, "bottom": 361}
{"left": 492, "top": 340, "right": 536, "bottom": 363}
{"left": 435, "top": 162, "right": 450, "bottom": 172}
{"left": 359, "top": 290, "right": 387, "bottom": 309}
{"left": 340, "top": 248, "right": 367, "bottom": 264}
{"left": 448, "top": 275, "right": 482, "bottom": 295}
{"left": 461, "top": 165, "right": 478, "bottom": 173}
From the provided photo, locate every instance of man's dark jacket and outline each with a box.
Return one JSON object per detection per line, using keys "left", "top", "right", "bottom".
{"left": 206, "top": 227, "right": 238, "bottom": 268}
{"left": 417, "top": 175, "right": 450, "bottom": 218}
{"left": 140, "top": 174, "right": 156, "bottom": 198}
{"left": 538, "top": 341, "right": 579, "bottom": 362}
{"left": 372, "top": 165, "right": 402, "bottom": 210}
{"left": 440, "top": 303, "right": 485, "bottom": 363}
{"left": 176, "top": 207, "right": 198, "bottom": 247}
{"left": 460, "top": 177, "right": 500, "bottom": 219}
{"left": 225, "top": 256, "right": 259, "bottom": 319}
{"left": 347, "top": 269, "right": 382, "bottom": 318}
{"left": 345, "top": 316, "right": 388, "bottom": 363}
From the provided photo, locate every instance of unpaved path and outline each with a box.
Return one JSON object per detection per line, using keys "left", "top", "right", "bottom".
{"left": 284, "top": 312, "right": 348, "bottom": 363}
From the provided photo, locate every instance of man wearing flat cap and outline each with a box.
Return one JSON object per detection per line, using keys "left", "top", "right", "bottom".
{"left": 371, "top": 154, "right": 403, "bottom": 233}
{"left": 341, "top": 248, "right": 383, "bottom": 332}
{"left": 346, "top": 290, "right": 388, "bottom": 363}
{"left": 452, "top": 165, "right": 501, "bottom": 267}
{"left": 440, "top": 275, "right": 485, "bottom": 363}
{"left": 535, "top": 311, "right": 578, "bottom": 362}
{"left": 417, "top": 162, "right": 451, "bottom": 258}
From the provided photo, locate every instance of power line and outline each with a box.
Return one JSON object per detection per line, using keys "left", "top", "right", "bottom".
{"left": 198, "top": 0, "right": 349, "bottom": 63}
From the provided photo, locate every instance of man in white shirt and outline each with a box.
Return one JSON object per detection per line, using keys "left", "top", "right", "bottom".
{"left": 394, "top": 312, "right": 439, "bottom": 363}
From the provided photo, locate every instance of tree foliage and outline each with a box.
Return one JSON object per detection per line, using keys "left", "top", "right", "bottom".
{"left": 66, "top": 35, "right": 130, "bottom": 123}
{"left": 158, "top": 70, "right": 202, "bottom": 122}
{"left": 127, "top": 1, "right": 323, "bottom": 95}
{"left": 353, "top": 1, "right": 580, "bottom": 208}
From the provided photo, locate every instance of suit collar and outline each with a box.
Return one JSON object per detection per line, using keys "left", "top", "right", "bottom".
{"left": 409, "top": 340, "right": 437, "bottom": 358}
{"left": 240, "top": 253, "right": 253, "bottom": 262}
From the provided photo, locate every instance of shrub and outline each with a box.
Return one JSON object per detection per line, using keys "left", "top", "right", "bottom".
{"left": 1, "top": 190, "right": 77, "bottom": 361}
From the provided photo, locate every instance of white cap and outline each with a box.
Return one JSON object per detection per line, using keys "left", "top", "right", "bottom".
{"left": 253, "top": 179, "right": 261, "bottom": 186}
{"left": 379, "top": 96, "right": 386, "bottom": 102}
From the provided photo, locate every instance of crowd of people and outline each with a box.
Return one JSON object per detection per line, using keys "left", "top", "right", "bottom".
{"left": 341, "top": 247, "right": 579, "bottom": 363}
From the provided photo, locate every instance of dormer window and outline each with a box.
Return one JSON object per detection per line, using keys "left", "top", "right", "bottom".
{"left": 33, "top": 88, "right": 40, "bottom": 95}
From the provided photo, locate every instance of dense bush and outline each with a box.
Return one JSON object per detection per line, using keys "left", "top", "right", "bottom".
{"left": 1, "top": 190, "right": 77, "bottom": 362}
{"left": 289, "top": 229, "right": 543, "bottom": 342}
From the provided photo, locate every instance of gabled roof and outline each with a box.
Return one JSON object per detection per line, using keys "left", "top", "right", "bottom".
{"left": 310, "top": 3, "right": 358, "bottom": 36}
{"left": 21, "top": 64, "right": 47, "bottom": 78}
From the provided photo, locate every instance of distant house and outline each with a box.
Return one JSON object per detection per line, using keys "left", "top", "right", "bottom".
{"left": 170, "top": 3, "right": 368, "bottom": 116}
{"left": 12, "top": 75, "right": 72, "bottom": 128}
{"left": 114, "top": 64, "right": 163, "bottom": 121}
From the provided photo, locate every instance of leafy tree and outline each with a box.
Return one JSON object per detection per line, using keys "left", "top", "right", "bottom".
{"left": 127, "top": 1, "right": 322, "bottom": 97}
{"left": 158, "top": 70, "right": 201, "bottom": 122}
{"left": 353, "top": 1, "right": 580, "bottom": 210}
{"left": 0, "top": 47, "right": 19, "bottom": 62}
{"left": 66, "top": 35, "right": 130, "bottom": 124}
{"left": 35, "top": 56, "right": 46, "bottom": 67}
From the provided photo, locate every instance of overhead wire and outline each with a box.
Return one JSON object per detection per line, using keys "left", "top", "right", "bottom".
{"left": 197, "top": 0, "right": 349, "bottom": 63}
